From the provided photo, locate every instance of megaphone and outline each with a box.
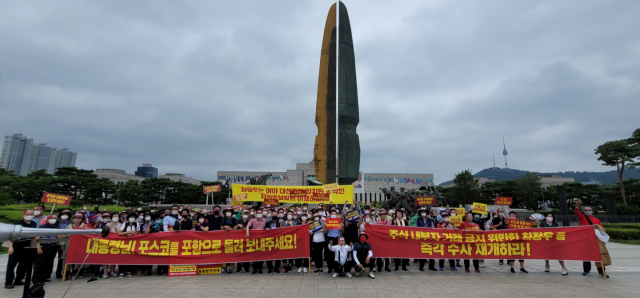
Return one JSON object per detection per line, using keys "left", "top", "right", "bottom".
{"left": 0, "top": 222, "right": 108, "bottom": 242}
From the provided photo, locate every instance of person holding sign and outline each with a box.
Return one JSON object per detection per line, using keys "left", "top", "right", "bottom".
{"left": 459, "top": 213, "right": 481, "bottom": 273}
{"left": 310, "top": 212, "right": 327, "bottom": 273}
{"left": 326, "top": 210, "right": 343, "bottom": 274}
{"left": 391, "top": 210, "right": 410, "bottom": 271}
{"left": 575, "top": 199, "right": 609, "bottom": 278}
{"left": 535, "top": 214, "right": 568, "bottom": 275}
{"left": 414, "top": 207, "right": 437, "bottom": 271}
{"left": 506, "top": 211, "right": 528, "bottom": 274}
{"left": 491, "top": 208, "right": 508, "bottom": 265}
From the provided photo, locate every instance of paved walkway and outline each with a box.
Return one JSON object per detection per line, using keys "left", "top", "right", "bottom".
{"left": 1, "top": 242, "right": 639, "bottom": 298}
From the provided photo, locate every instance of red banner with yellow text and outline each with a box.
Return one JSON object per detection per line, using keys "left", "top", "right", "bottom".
{"left": 66, "top": 225, "right": 310, "bottom": 265}
{"left": 41, "top": 192, "right": 71, "bottom": 205}
{"left": 365, "top": 224, "right": 601, "bottom": 261}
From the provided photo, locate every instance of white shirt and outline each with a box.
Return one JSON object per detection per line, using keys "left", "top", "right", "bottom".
{"left": 328, "top": 244, "right": 353, "bottom": 266}
{"left": 120, "top": 221, "right": 140, "bottom": 232}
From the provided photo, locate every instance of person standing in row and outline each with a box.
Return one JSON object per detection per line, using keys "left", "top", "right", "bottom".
{"left": 310, "top": 211, "right": 326, "bottom": 273}
{"left": 505, "top": 211, "right": 528, "bottom": 274}
{"left": 459, "top": 213, "right": 480, "bottom": 273}
{"left": 575, "top": 199, "right": 609, "bottom": 278}
{"left": 491, "top": 208, "right": 508, "bottom": 265}
{"left": 375, "top": 210, "right": 391, "bottom": 272}
{"left": 415, "top": 207, "right": 437, "bottom": 271}
{"left": 32, "top": 215, "right": 64, "bottom": 284}
{"left": 5, "top": 210, "right": 36, "bottom": 289}
{"left": 246, "top": 210, "right": 267, "bottom": 274}
{"left": 235, "top": 211, "right": 251, "bottom": 273}
{"left": 437, "top": 213, "right": 457, "bottom": 271}
{"left": 535, "top": 214, "right": 568, "bottom": 275}
{"left": 391, "top": 210, "right": 410, "bottom": 271}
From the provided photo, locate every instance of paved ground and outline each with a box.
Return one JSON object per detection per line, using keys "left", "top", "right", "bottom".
{"left": 1, "top": 242, "right": 640, "bottom": 298}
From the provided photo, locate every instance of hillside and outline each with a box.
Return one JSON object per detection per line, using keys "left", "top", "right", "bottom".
{"left": 438, "top": 167, "right": 640, "bottom": 186}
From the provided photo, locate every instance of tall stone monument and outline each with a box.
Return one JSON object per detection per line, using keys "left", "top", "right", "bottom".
{"left": 313, "top": 1, "right": 360, "bottom": 185}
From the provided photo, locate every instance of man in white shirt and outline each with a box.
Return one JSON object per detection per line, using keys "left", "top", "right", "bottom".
{"left": 327, "top": 237, "right": 354, "bottom": 278}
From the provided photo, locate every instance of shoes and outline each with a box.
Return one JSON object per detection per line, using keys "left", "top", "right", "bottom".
{"left": 456, "top": 262, "right": 462, "bottom": 267}
{"left": 480, "top": 264, "right": 486, "bottom": 268}
{"left": 333, "top": 273, "right": 338, "bottom": 278}
{"left": 5, "top": 283, "right": 14, "bottom": 289}
{"left": 13, "top": 280, "right": 25, "bottom": 285}
{"left": 598, "top": 273, "right": 610, "bottom": 278}
{"left": 520, "top": 268, "right": 528, "bottom": 273}
{"left": 582, "top": 271, "right": 590, "bottom": 276}
{"left": 465, "top": 268, "right": 470, "bottom": 272}
{"left": 439, "top": 267, "right": 444, "bottom": 271}
{"left": 395, "top": 266, "right": 399, "bottom": 271}
{"left": 258, "top": 269, "right": 263, "bottom": 274}
{"left": 372, "top": 268, "right": 377, "bottom": 272}
{"left": 368, "top": 272, "right": 375, "bottom": 279}
{"left": 402, "top": 266, "right": 408, "bottom": 271}
{"left": 251, "top": 270, "right": 257, "bottom": 275}
{"left": 451, "top": 267, "right": 457, "bottom": 271}
{"left": 355, "top": 272, "right": 360, "bottom": 276}
{"left": 562, "top": 267, "right": 568, "bottom": 276}
{"left": 499, "top": 261, "right": 503, "bottom": 265}
{"left": 545, "top": 264, "right": 550, "bottom": 272}
{"left": 475, "top": 269, "right": 481, "bottom": 273}
{"left": 346, "top": 273, "right": 352, "bottom": 278}
{"left": 384, "top": 267, "right": 391, "bottom": 272}
{"left": 102, "top": 275, "right": 109, "bottom": 279}
{"left": 298, "top": 268, "right": 303, "bottom": 273}
{"left": 511, "top": 268, "right": 516, "bottom": 273}
{"left": 267, "top": 268, "right": 273, "bottom": 273}
{"left": 236, "top": 267, "right": 242, "bottom": 273}
{"left": 119, "top": 273, "right": 124, "bottom": 278}
{"left": 109, "top": 272, "right": 117, "bottom": 277}
{"left": 429, "top": 267, "right": 437, "bottom": 271}
{"left": 419, "top": 267, "right": 424, "bottom": 271}
{"left": 125, "top": 272, "right": 132, "bottom": 277}
{"left": 303, "top": 268, "right": 308, "bottom": 273}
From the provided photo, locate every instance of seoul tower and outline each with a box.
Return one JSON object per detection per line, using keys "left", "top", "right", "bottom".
{"left": 502, "top": 136, "right": 509, "bottom": 168}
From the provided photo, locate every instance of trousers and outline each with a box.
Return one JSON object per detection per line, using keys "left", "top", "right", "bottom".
{"left": 5, "top": 247, "right": 35, "bottom": 284}
{"left": 32, "top": 245, "right": 58, "bottom": 283}
{"left": 333, "top": 260, "right": 354, "bottom": 274}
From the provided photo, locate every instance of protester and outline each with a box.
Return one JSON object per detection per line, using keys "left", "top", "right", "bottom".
{"left": 208, "top": 205, "right": 224, "bottom": 231}
{"left": 575, "top": 199, "right": 609, "bottom": 278}
{"left": 66, "top": 213, "right": 87, "bottom": 279}
{"left": 491, "top": 208, "right": 508, "bottom": 265}
{"left": 5, "top": 210, "right": 36, "bottom": 289}
{"left": 174, "top": 209, "right": 192, "bottom": 231}
{"left": 32, "top": 215, "right": 63, "bottom": 284}
{"left": 535, "top": 214, "right": 568, "bottom": 275}
{"left": 194, "top": 213, "right": 209, "bottom": 232}
{"left": 309, "top": 210, "right": 327, "bottom": 273}
{"left": 415, "top": 207, "right": 437, "bottom": 271}
{"left": 375, "top": 210, "right": 392, "bottom": 272}
{"left": 352, "top": 232, "right": 375, "bottom": 279}
{"left": 118, "top": 213, "right": 140, "bottom": 277}
{"left": 246, "top": 209, "right": 267, "bottom": 274}
{"left": 163, "top": 206, "right": 180, "bottom": 232}
{"left": 459, "top": 213, "right": 481, "bottom": 273}
{"left": 505, "top": 211, "right": 528, "bottom": 273}
{"left": 328, "top": 237, "right": 354, "bottom": 278}
{"left": 437, "top": 213, "right": 457, "bottom": 271}
{"left": 32, "top": 206, "right": 46, "bottom": 228}
{"left": 391, "top": 210, "right": 410, "bottom": 271}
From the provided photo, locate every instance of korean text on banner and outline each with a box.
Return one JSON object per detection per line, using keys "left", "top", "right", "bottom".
{"left": 231, "top": 202, "right": 243, "bottom": 211}
{"left": 496, "top": 197, "right": 513, "bottom": 206}
{"left": 202, "top": 185, "right": 221, "bottom": 194}
{"left": 325, "top": 218, "right": 342, "bottom": 230}
{"left": 449, "top": 215, "right": 463, "bottom": 227}
{"left": 65, "top": 225, "right": 310, "bottom": 265}
{"left": 264, "top": 197, "right": 279, "bottom": 206}
{"left": 415, "top": 196, "right": 435, "bottom": 205}
{"left": 365, "top": 224, "right": 602, "bottom": 261}
{"left": 233, "top": 193, "right": 248, "bottom": 202}
{"left": 472, "top": 203, "right": 488, "bottom": 214}
{"left": 168, "top": 265, "right": 197, "bottom": 276}
{"left": 309, "top": 221, "right": 323, "bottom": 233}
{"left": 41, "top": 192, "right": 71, "bottom": 206}
{"left": 323, "top": 183, "right": 339, "bottom": 192}
{"left": 508, "top": 219, "right": 533, "bottom": 229}
{"left": 231, "top": 184, "right": 354, "bottom": 204}
{"left": 454, "top": 208, "right": 465, "bottom": 216}
{"left": 346, "top": 210, "right": 360, "bottom": 221}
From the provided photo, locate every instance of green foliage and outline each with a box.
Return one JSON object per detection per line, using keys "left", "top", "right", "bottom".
{"left": 595, "top": 130, "right": 640, "bottom": 206}
{"left": 605, "top": 228, "right": 640, "bottom": 240}
{"left": 614, "top": 203, "right": 640, "bottom": 215}
{"left": 602, "top": 223, "right": 640, "bottom": 230}
{"left": 0, "top": 204, "right": 128, "bottom": 224}
{"left": 449, "top": 170, "right": 480, "bottom": 206}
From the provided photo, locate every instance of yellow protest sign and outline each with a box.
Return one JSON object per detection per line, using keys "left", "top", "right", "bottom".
{"left": 454, "top": 208, "right": 465, "bottom": 215}
{"left": 472, "top": 202, "right": 488, "bottom": 214}
{"left": 449, "top": 215, "right": 463, "bottom": 227}
{"left": 231, "top": 184, "right": 353, "bottom": 204}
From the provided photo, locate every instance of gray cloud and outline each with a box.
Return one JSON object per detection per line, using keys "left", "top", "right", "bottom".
{"left": 1, "top": 0, "right": 639, "bottom": 183}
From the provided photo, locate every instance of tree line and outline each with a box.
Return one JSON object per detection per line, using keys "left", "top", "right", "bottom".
{"left": 0, "top": 167, "right": 229, "bottom": 206}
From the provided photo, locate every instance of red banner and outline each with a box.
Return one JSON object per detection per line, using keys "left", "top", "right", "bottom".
{"left": 496, "top": 197, "right": 513, "bottom": 206}
{"left": 508, "top": 219, "right": 533, "bottom": 229}
{"left": 203, "top": 185, "right": 221, "bottom": 193}
{"left": 66, "top": 225, "right": 310, "bottom": 265}
{"left": 415, "top": 196, "right": 435, "bottom": 205}
{"left": 325, "top": 218, "right": 342, "bottom": 230}
{"left": 41, "top": 192, "right": 71, "bottom": 205}
{"left": 365, "top": 224, "right": 601, "bottom": 261}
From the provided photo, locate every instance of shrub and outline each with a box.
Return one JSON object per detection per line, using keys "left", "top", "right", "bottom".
{"left": 614, "top": 204, "right": 640, "bottom": 215}
{"left": 605, "top": 228, "right": 640, "bottom": 240}
{"left": 602, "top": 223, "right": 640, "bottom": 230}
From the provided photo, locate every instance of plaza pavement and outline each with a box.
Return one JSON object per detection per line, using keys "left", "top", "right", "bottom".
{"left": 1, "top": 242, "right": 640, "bottom": 298}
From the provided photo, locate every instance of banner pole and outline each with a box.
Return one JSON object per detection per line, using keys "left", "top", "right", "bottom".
{"left": 62, "top": 264, "right": 68, "bottom": 282}
{"left": 50, "top": 203, "right": 56, "bottom": 215}
{"left": 308, "top": 257, "right": 311, "bottom": 274}
{"left": 602, "top": 265, "right": 607, "bottom": 280}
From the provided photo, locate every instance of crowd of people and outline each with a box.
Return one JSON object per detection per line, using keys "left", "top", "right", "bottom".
{"left": 5, "top": 200, "right": 608, "bottom": 289}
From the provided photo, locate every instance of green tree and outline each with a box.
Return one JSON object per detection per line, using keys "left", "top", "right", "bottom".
{"left": 52, "top": 167, "right": 99, "bottom": 202}
{"left": 595, "top": 139, "right": 639, "bottom": 206}
{"left": 451, "top": 170, "right": 480, "bottom": 206}
{"left": 11, "top": 170, "right": 53, "bottom": 203}
{"left": 514, "top": 173, "right": 542, "bottom": 210}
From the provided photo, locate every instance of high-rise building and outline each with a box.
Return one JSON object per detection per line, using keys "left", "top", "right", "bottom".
{"left": 0, "top": 133, "right": 77, "bottom": 176}
{"left": 135, "top": 163, "right": 158, "bottom": 178}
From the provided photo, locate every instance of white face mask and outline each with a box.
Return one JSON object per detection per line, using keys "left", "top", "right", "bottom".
{"left": 546, "top": 217, "right": 553, "bottom": 222}
{"left": 199, "top": 218, "right": 205, "bottom": 223}
{"left": 262, "top": 212, "right": 268, "bottom": 217}
{"left": 191, "top": 213, "right": 196, "bottom": 218}
{"left": 82, "top": 207, "right": 87, "bottom": 210}
{"left": 293, "top": 215, "right": 298, "bottom": 219}
{"left": 297, "top": 211, "right": 302, "bottom": 215}
{"left": 242, "top": 215, "right": 249, "bottom": 219}
{"left": 151, "top": 210, "right": 156, "bottom": 213}
{"left": 371, "top": 211, "right": 376, "bottom": 215}
{"left": 302, "top": 207, "right": 307, "bottom": 211}
{"left": 364, "top": 210, "right": 370, "bottom": 214}
{"left": 226, "top": 212, "right": 232, "bottom": 217}
{"left": 61, "top": 215, "right": 69, "bottom": 220}
{"left": 128, "top": 218, "right": 135, "bottom": 223}
{"left": 585, "top": 211, "right": 593, "bottom": 216}
{"left": 331, "top": 215, "right": 337, "bottom": 218}
{"left": 112, "top": 217, "right": 119, "bottom": 222}
{"left": 443, "top": 218, "right": 450, "bottom": 222}
{"left": 103, "top": 218, "right": 111, "bottom": 223}
{"left": 301, "top": 216, "right": 308, "bottom": 221}
{"left": 172, "top": 210, "right": 179, "bottom": 215}
{"left": 421, "top": 213, "right": 427, "bottom": 217}
{"left": 48, "top": 219, "right": 57, "bottom": 225}
{"left": 145, "top": 216, "right": 151, "bottom": 221}
{"left": 450, "top": 213, "right": 457, "bottom": 217}
{"left": 278, "top": 214, "right": 284, "bottom": 218}
{"left": 250, "top": 211, "right": 255, "bottom": 215}
{"left": 139, "top": 216, "right": 144, "bottom": 220}
{"left": 287, "top": 215, "right": 293, "bottom": 220}
{"left": 365, "top": 218, "right": 371, "bottom": 223}
{"left": 137, "top": 208, "right": 142, "bottom": 211}
{"left": 34, "top": 211, "right": 41, "bottom": 216}
{"left": 314, "top": 217, "right": 320, "bottom": 221}
{"left": 256, "top": 214, "right": 263, "bottom": 218}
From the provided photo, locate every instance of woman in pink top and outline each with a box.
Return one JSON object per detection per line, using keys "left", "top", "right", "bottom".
{"left": 374, "top": 210, "right": 391, "bottom": 272}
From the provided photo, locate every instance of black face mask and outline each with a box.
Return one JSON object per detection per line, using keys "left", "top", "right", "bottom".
{"left": 213, "top": 211, "right": 220, "bottom": 215}
{"left": 272, "top": 216, "right": 278, "bottom": 221}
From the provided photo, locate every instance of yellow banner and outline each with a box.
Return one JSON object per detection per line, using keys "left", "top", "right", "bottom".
{"left": 472, "top": 202, "right": 488, "bottom": 214}
{"left": 449, "top": 215, "right": 463, "bottom": 227}
{"left": 232, "top": 184, "right": 354, "bottom": 204}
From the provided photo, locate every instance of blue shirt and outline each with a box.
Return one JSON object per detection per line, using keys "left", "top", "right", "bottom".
{"left": 327, "top": 228, "right": 341, "bottom": 238}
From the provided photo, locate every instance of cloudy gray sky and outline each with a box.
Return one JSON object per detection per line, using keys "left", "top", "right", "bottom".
{"left": 1, "top": 0, "right": 639, "bottom": 184}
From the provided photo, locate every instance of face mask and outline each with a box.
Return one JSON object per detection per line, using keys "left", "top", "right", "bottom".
{"left": 287, "top": 215, "right": 292, "bottom": 220}
{"left": 151, "top": 210, "right": 156, "bottom": 213}
{"left": 262, "top": 212, "right": 268, "bottom": 217}
{"left": 242, "top": 215, "right": 249, "bottom": 219}
{"left": 365, "top": 218, "right": 371, "bottom": 223}
{"left": 139, "top": 215, "right": 144, "bottom": 220}
{"left": 498, "top": 213, "right": 504, "bottom": 217}
{"left": 360, "top": 236, "right": 367, "bottom": 242}
{"left": 302, "top": 207, "right": 307, "bottom": 211}
{"left": 371, "top": 211, "right": 376, "bottom": 215}
{"left": 297, "top": 211, "right": 302, "bottom": 215}
{"left": 137, "top": 208, "right": 142, "bottom": 211}
{"left": 546, "top": 217, "right": 553, "bottom": 222}
{"left": 103, "top": 218, "right": 111, "bottom": 223}
{"left": 331, "top": 215, "right": 337, "bottom": 218}
{"left": 272, "top": 216, "right": 278, "bottom": 221}
{"left": 585, "top": 211, "right": 593, "bottom": 216}
{"left": 61, "top": 215, "right": 69, "bottom": 220}
{"left": 128, "top": 218, "right": 135, "bottom": 223}
{"left": 443, "top": 218, "right": 450, "bottom": 222}
{"left": 22, "top": 215, "right": 33, "bottom": 221}
{"left": 179, "top": 209, "right": 183, "bottom": 212}
{"left": 450, "top": 213, "right": 456, "bottom": 217}
{"left": 256, "top": 214, "right": 263, "bottom": 218}
{"left": 213, "top": 210, "right": 220, "bottom": 215}
{"left": 82, "top": 207, "right": 87, "bottom": 210}
{"left": 172, "top": 210, "right": 179, "bottom": 215}
{"left": 112, "top": 217, "right": 119, "bottom": 221}
{"left": 421, "top": 213, "right": 427, "bottom": 217}
{"left": 48, "top": 219, "right": 57, "bottom": 225}
{"left": 226, "top": 212, "right": 232, "bottom": 217}
{"left": 34, "top": 211, "right": 41, "bottom": 216}
{"left": 293, "top": 215, "right": 298, "bottom": 219}
{"left": 145, "top": 216, "right": 151, "bottom": 221}
{"left": 199, "top": 218, "right": 205, "bottom": 223}
{"left": 250, "top": 211, "right": 255, "bottom": 215}
{"left": 191, "top": 213, "right": 196, "bottom": 218}
{"left": 301, "top": 216, "right": 308, "bottom": 221}
{"left": 474, "top": 214, "right": 480, "bottom": 218}
{"left": 278, "top": 214, "right": 284, "bottom": 218}
{"left": 314, "top": 217, "right": 320, "bottom": 221}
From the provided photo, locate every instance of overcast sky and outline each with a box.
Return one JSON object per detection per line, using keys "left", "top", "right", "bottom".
{"left": 1, "top": 0, "right": 639, "bottom": 184}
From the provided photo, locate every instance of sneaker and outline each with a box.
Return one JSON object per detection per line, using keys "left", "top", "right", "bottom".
{"left": 480, "top": 264, "right": 486, "bottom": 268}
{"left": 475, "top": 269, "right": 480, "bottom": 273}
{"left": 429, "top": 267, "right": 437, "bottom": 271}
{"left": 102, "top": 275, "right": 109, "bottom": 279}
{"left": 109, "top": 272, "right": 117, "bottom": 277}
{"left": 303, "top": 268, "right": 308, "bottom": 273}
{"left": 333, "top": 273, "right": 338, "bottom": 278}
{"left": 511, "top": 268, "right": 516, "bottom": 273}
{"left": 355, "top": 272, "right": 359, "bottom": 276}
{"left": 562, "top": 267, "right": 568, "bottom": 275}
{"left": 582, "top": 271, "right": 590, "bottom": 276}
{"left": 5, "top": 283, "right": 14, "bottom": 289}
{"left": 119, "top": 273, "right": 124, "bottom": 278}
{"left": 520, "top": 268, "right": 528, "bottom": 274}
{"left": 499, "top": 261, "right": 503, "bottom": 265}
{"left": 545, "top": 264, "right": 550, "bottom": 272}
{"left": 368, "top": 272, "right": 375, "bottom": 279}
{"left": 439, "top": 267, "right": 444, "bottom": 271}
{"left": 451, "top": 267, "right": 457, "bottom": 272}
{"left": 372, "top": 268, "right": 377, "bottom": 272}
{"left": 465, "top": 268, "right": 470, "bottom": 272}
{"left": 346, "top": 273, "right": 352, "bottom": 278}
{"left": 599, "top": 273, "right": 610, "bottom": 278}
{"left": 13, "top": 280, "right": 25, "bottom": 285}
{"left": 298, "top": 268, "right": 303, "bottom": 273}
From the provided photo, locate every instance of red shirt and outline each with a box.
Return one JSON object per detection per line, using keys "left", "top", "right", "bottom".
{"left": 459, "top": 221, "right": 481, "bottom": 231}
{"left": 575, "top": 207, "right": 601, "bottom": 226}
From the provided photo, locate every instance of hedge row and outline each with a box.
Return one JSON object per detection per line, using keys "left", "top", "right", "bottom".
{"left": 605, "top": 228, "right": 640, "bottom": 240}
{"left": 602, "top": 223, "right": 640, "bottom": 230}
{"left": 0, "top": 205, "right": 129, "bottom": 224}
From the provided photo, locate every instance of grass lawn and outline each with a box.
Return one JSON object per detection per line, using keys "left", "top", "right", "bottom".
{"left": 0, "top": 246, "right": 7, "bottom": 255}
{"left": 610, "top": 239, "right": 640, "bottom": 245}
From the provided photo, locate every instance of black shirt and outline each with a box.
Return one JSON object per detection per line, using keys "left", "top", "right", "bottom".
{"left": 353, "top": 241, "right": 372, "bottom": 262}
{"left": 222, "top": 217, "right": 236, "bottom": 228}
{"left": 492, "top": 217, "right": 508, "bottom": 230}
{"left": 174, "top": 217, "right": 193, "bottom": 231}
{"left": 12, "top": 220, "right": 37, "bottom": 249}
{"left": 207, "top": 215, "right": 223, "bottom": 231}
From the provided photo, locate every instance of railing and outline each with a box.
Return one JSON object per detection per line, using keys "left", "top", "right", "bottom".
{"left": 518, "top": 215, "right": 640, "bottom": 226}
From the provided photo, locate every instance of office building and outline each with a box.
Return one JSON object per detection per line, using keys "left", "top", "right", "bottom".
{"left": 135, "top": 163, "right": 158, "bottom": 178}
{"left": 0, "top": 133, "right": 77, "bottom": 176}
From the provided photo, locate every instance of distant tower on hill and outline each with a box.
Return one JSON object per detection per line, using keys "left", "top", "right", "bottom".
{"left": 493, "top": 152, "right": 496, "bottom": 170}
{"left": 502, "top": 136, "right": 509, "bottom": 168}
